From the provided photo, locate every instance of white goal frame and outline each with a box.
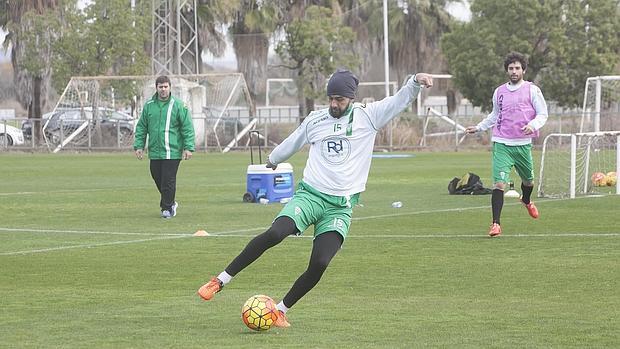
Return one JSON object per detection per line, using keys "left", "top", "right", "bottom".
{"left": 47, "top": 74, "right": 254, "bottom": 152}
{"left": 580, "top": 75, "right": 620, "bottom": 133}
{"left": 538, "top": 131, "right": 620, "bottom": 198}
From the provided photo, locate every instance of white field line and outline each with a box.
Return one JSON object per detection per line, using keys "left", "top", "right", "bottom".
{"left": 2, "top": 195, "right": 618, "bottom": 255}
{"left": 353, "top": 195, "right": 616, "bottom": 221}
{"left": 0, "top": 226, "right": 265, "bottom": 237}
{"left": 352, "top": 204, "right": 492, "bottom": 221}
{"left": 3, "top": 231, "right": 618, "bottom": 256}
{"left": 0, "top": 227, "right": 188, "bottom": 236}
{"left": 0, "top": 235, "right": 188, "bottom": 256}
{"left": 0, "top": 183, "right": 239, "bottom": 197}
{"left": 0, "top": 188, "right": 146, "bottom": 196}
{"left": 207, "top": 233, "right": 620, "bottom": 238}
{"left": 0, "top": 227, "right": 264, "bottom": 256}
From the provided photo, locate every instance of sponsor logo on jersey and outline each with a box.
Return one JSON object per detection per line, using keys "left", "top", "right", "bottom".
{"left": 311, "top": 116, "right": 329, "bottom": 125}
{"left": 497, "top": 94, "right": 504, "bottom": 131}
{"left": 320, "top": 135, "right": 351, "bottom": 165}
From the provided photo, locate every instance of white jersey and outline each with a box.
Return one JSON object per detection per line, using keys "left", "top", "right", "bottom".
{"left": 268, "top": 75, "right": 422, "bottom": 197}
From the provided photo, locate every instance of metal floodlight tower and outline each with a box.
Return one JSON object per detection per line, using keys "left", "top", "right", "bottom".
{"left": 152, "top": 0, "right": 200, "bottom": 75}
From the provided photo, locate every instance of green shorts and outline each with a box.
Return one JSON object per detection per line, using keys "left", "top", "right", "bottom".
{"left": 276, "top": 181, "right": 360, "bottom": 240}
{"left": 492, "top": 142, "right": 535, "bottom": 184}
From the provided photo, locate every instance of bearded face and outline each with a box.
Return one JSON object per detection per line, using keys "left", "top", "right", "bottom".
{"left": 507, "top": 62, "right": 525, "bottom": 84}
{"left": 328, "top": 96, "right": 353, "bottom": 118}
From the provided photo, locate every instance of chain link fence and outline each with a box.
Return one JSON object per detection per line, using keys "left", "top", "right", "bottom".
{"left": 1, "top": 109, "right": 591, "bottom": 152}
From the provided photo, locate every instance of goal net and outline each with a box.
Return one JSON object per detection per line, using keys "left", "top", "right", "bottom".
{"left": 580, "top": 75, "right": 620, "bottom": 133}
{"left": 47, "top": 74, "right": 253, "bottom": 152}
{"left": 416, "top": 74, "right": 484, "bottom": 149}
{"left": 538, "top": 131, "right": 620, "bottom": 198}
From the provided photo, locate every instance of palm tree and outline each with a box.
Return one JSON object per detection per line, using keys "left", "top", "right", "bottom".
{"left": 201, "top": 0, "right": 324, "bottom": 110}
{"left": 387, "top": 0, "right": 452, "bottom": 82}
{"left": 340, "top": 0, "right": 453, "bottom": 83}
{"left": 229, "top": 0, "right": 287, "bottom": 108}
{"left": 196, "top": 0, "right": 238, "bottom": 65}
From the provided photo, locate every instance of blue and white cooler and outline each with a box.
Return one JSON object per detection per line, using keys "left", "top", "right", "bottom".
{"left": 243, "top": 163, "right": 294, "bottom": 204}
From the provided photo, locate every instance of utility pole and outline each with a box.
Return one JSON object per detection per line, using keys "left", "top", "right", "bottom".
{"left": 151, "top": 0, "right": 200, "bottom": 75}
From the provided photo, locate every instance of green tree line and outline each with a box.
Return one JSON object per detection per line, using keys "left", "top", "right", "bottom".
{"left": 2, "top": 0, "right": 619, "bottom": 134}
{"left": 442, "top": 0, "right": 620, "bottom": 111}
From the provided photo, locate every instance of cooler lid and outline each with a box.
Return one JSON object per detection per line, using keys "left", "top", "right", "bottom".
{"left": 247, "top": 162, "right": 293, "bottom": 174}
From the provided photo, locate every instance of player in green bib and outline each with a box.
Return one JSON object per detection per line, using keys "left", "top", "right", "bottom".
{"left": 198, "top": 69, "right": 434, "bottom": 327}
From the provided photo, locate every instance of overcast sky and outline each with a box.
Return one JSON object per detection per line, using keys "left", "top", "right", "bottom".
{"left": 447, "top": 1, "right": 471, "bottom": 22}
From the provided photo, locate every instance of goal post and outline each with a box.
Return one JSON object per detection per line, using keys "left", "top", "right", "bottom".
{"left": 542, "top": 75, "right": 620, "bottom": 198}
{"left": 47, "top": 74, "right": 254, "bottom": 152}
{"left": 581, "top": 75, "right": 620, "bottom": 133}
{"left": 538, "top": 131, "right": 620, "bottom": 198}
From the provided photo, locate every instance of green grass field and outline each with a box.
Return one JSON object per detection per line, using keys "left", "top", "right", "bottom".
{"left": 1, "top": 151, "right": 618, "bottom": 348}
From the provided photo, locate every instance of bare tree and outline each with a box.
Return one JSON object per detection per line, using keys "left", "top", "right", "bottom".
{"left": 1, "top": 0, "right": 61, "bottom": 144}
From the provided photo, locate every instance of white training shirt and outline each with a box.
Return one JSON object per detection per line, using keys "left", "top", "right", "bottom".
{"left": 476, "top": 80, "right": 549, "bottom": 146}
{"left": 268, "top": 75, "right": 422, "bottom": 197}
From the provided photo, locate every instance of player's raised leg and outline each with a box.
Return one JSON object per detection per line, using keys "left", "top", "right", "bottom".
{"left": 272, "top": 231, "right": 343, "bottom": 327}
{"left": 197, "top": 217, "right": 298, "bottom": 300}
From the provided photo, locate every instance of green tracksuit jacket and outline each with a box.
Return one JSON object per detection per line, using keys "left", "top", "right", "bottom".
{"left": 133, "top": 93, "right": 195, "bottom": 159}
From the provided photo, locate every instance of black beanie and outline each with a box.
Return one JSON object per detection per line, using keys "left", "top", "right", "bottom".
{"left": 326, "top": 69, "right": 359, "bottom": 98}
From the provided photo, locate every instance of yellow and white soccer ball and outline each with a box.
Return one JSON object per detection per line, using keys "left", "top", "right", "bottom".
{"left": 591, "top": 172, "right": 607, "bottom": 187}
{"left": 605, "top": 171, "right": 617, "bottom": 186}
{"left": 241, "top": 294, "right": 278, "bottom": 331}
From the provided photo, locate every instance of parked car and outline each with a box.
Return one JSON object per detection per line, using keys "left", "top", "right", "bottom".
{"left": 22, "top": 107, "right": 135, "bottom": 146}
{"left": 0, "top": 123, "right": 25, "bottom": 146}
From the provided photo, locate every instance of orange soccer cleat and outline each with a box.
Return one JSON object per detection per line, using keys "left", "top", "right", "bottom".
{"left": 273, "top": 310, "right": 291, "bottom": 328}
{"left": 488, "top": 223, "right": 502, "bottom": 237}
{"left": 521, "top": 199, "right": 539, "bottom": 219}
{"left": 197, "top": 277, "right": 223, "bottom": 301}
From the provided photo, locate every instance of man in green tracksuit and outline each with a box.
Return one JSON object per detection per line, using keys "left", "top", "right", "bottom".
{"left": 133, "top": 75, "right": 195, "bottom": 218}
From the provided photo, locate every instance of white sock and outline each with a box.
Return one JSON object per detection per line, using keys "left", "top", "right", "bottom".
{"left": 216, "top": 271, "right": 233, "bottom": 285}
{"left": 276, "top": 301, "right": 289, "bottom": 314}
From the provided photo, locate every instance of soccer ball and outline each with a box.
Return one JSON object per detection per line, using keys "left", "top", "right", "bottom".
{"left": 241, "top": 295, "right": 278, "bottom": 331}
{"left": 591, "top": 172, "right": 606, "bottom": 186}
{"left": 605, "top": 171, "right": 617, "bottom": 186}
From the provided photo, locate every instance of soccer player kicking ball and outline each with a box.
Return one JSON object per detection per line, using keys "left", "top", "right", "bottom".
{"left": 465, "top": 52, "right": 548, "bottom": 237}
{"left": 198, "top": 69, "right": 433, "bottom": 327}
